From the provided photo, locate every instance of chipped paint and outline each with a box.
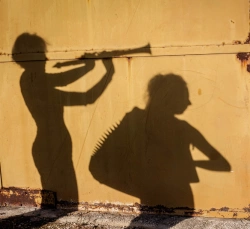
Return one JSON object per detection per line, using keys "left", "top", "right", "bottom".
{"left": 236, "top": 33, "right": 250, "bottom": 71}
{"left": 0, "top": 187, "right": 56, "bottom": 208}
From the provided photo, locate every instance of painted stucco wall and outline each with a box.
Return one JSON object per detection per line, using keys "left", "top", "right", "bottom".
{"left": 1, "top": 0, "right": 250, "bottom": 217}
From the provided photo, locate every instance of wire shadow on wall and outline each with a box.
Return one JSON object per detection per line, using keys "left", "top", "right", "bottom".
{"left": 12, "top": 33, "right": 114, "bottom": 206}
{"left": 89, "top": 73, "right": 231, "bottom": 218}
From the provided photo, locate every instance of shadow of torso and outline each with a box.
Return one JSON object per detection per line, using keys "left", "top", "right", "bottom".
{"left": 20, "top": 69, "right": 77, "bottom": 201}
{"left": 90, "top": 107, "right": 200, "bottom": 208}
{"left": 139, "top": 110, "right": 198, "bottom": 207}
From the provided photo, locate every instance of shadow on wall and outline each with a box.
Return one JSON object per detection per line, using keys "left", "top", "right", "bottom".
{"left": 89, "top": 74, "right": 231, "bottom": 211}
{"left": 12, "top": 33, "right": 114, "bottom": 205}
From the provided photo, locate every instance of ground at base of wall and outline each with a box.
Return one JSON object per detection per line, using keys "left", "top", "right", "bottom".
{"left": 0, "top": 206, "right": 250, "bottom": 229}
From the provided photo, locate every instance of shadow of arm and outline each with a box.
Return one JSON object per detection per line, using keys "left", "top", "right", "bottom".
{"left": 189, "top": 125, "right": 231, "bottom": 172}
{"left": 49, "top": 59, "right": 95, "bottom": 87}
{"left": 60, "top": 59, "right": 114, "bottom": 106}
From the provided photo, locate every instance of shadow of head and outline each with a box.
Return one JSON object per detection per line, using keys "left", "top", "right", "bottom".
{"left": 147, "top": 74, "right": 191, "bottom": 115}
{"left": 12, "top": 33, "right": 47, "bottom": 69}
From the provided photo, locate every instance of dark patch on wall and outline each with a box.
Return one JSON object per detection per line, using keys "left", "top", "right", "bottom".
{"left": 219, "top": 207, "right": 229, "bottom": 212}
{"left": 0, "top": 187, "right": 56, "bottom": 208}
{"left": 243, "top": 205, "right": 250, "bottom": 212}
{"left": 236, "top": 33, "right": 250, "bottom": 72}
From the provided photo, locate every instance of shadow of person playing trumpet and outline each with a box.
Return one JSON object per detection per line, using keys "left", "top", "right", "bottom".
{"left": 90, "top": 73, "right": 231, "bottom": 227}
{"left": 12, "top": 33, "right": 114, "bottom": 207}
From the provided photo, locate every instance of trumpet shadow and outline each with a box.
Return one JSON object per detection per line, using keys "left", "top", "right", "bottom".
{"left": 89, "top": 74, "right": 231, "bottom": 226}
{"left": 12, "top": 33, "right": 114, "bottom": 206}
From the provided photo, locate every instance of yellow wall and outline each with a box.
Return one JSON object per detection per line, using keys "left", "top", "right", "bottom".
{"left": 1, "top": 0, "right": 250, "bottom": 217}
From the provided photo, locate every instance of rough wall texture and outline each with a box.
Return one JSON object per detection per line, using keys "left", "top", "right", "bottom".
{"left": 1, "top": 0, "right": 250, "bottom": 218}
